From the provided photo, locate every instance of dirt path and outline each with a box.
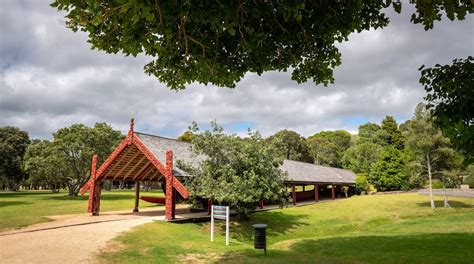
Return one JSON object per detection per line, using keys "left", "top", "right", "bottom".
{"left": 0, "top": 206, "right": 199, "bottom": 264}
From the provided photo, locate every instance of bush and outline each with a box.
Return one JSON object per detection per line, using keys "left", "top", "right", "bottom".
{"left": 430, "top": 179, "right": 443, "bottom": 189}
{"left": 465, "top": 175, "right": 474, "bottom": 188}
{"left": 355, "top": 173, "right": 370, "bottom": 193}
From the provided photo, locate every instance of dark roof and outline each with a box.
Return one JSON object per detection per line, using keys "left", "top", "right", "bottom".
{"left": 135, "top": 132, "right": 205, "bottom": 176}
{"left": 136, "top": 132, "right": 355, "bottom": 184}
{"left": 281, "top": 160, "right": 355, "bottom": 184}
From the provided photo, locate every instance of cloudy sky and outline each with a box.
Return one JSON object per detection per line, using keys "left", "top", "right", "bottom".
{"left": 1, "top": 1, "right": 473, "bottom": 140}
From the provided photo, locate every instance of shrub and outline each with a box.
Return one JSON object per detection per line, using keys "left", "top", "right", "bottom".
{"left": 355, "top": 173, "right": 370, "bottom": 193}
{"left": 465, "top": 175, "right": 474, "bottom": 188}
{"left": 430, "top": 179, "right": 443, "bottom": 189}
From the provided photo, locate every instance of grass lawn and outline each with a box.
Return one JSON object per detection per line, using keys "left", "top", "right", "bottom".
{"left": 99, "top": 194, "right": 474, "bottom": 263}
{"left": 0, "top": 189, "right": 164, "bottom": 231}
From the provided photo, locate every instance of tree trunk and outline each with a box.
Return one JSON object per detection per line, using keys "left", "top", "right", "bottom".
{"left": 426, "top": 153, "right": 435, "bottom": 210}
{"left": 442, "top": 176, "right": 450, "bottom": 208}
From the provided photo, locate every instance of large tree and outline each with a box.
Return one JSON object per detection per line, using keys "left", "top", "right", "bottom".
{"left": 380, "top": 116, "right": 405, "bottom": 149}
{"left": 419, "top": 56, "right": 473, "bottom": 162}
{"left": 358, "top": 123, "right": 381, "bottom": 141}
{"left": 342, "top": 141, "right": 382, "bottom": 175}
{"left": 403, "top": 103, "right": 461, "bottom": 209}
{"left": 0, "top": 126, "right": 30, "bottom": 190}
{"left": 307, "top": 130, "right": 352, "bottom": 167}
{"left": 51, "top": 1, "right": 472, "bottom": 89}
{"left": 369, "top": 146, "right": 409, "bottom": 192}
{"left": 23, "top": 140, "right": 67, "bottom": 193}
{"left": 52, "top": 123, "right": 122, "bottom": 196}
{"left": 184, "top": 122, "right": 288, "bottom": 219}
{"left": 266, "top": 130, "right": 313, "bottom": 163}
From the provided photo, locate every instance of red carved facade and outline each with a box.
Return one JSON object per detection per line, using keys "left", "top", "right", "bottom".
{"left": 80, "top": 118, "right": 189, "bottom": 221}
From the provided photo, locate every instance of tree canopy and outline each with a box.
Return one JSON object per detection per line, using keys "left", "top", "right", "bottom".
{"left": 368, "top": 146, "right": 409, "bottom": 191}
{"left": 22, "top": 123, "right": 123, "bottom": 195}
{"left": 266, "top": 129, "right": 312, "bottom": 163}
{"left": 24, "top": 140, "right": 66, "bottom": 193}
{"left": 183, "top": 122, "right": 288, "bottom": 219}
{"left": 307, "top": 130, "right": 352, "bottom": 167}
{"left": 51, "top": 1, "right": 473, "bottom": 89}
{"left": 420, "top": 56, "right": 473, "bottom": 162}
{"left": 0, "top": 126, "right": 30, "bottom": 190}
{"left": 380, "top": 116, "right": 405, "bottom": 149}
{"left": 402, "top": 103, "right": 463, "bottom": 208}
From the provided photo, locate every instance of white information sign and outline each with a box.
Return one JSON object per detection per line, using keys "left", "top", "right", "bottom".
{"left": 210, "top": 205, "right": 230, "bottom": 246}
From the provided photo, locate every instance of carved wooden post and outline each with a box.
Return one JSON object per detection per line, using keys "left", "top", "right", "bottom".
{"left": 133, "top": 181, "right": 140, "bottom": 213}
{"left": 87, "top": 155, "right": 101, "bottom": 216}
{"left": 165, "top": 150, "right": 175, "bottom": 220}
{"left": 292, "top": 182, "right": 296, "bottom": 206}
{"left": 314, "top": 184, "right": 319, "bottom": 203}
{"left": 259, "top": 200, "right": 264, "bottom": 209}
{"left": 332, "top": 184, "right": 336, "bottom": 200}
{"left": 91, "top": 181, "right": 101, "bottom": 215}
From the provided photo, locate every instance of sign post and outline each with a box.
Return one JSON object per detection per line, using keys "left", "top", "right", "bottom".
{"left": 210, "top": 205, "right": 230, "bottom": 246}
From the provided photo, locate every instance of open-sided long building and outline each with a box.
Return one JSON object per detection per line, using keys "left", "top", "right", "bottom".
{"left": 81, "top": 119, "right": 356, "bottom": 220}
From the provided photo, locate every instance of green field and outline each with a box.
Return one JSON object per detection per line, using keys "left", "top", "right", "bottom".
{"left": 0, "top": 190, "right": 164, "bottom": 231}
{"left": 98, "top": 194, "right": 474, "bottom": 263}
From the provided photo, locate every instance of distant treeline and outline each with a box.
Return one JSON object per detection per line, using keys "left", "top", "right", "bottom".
{"left": 1, "top": 103, "right": 473, "bottom": 195}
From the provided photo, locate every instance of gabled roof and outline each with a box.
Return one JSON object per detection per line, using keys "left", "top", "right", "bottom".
{"left": 136, "top": 132, "right": 356, "bottom": 184}
{"left": 135, "top": 132, "right": 205, "bottom": 176}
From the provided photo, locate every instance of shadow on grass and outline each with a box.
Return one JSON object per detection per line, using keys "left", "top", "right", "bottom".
{"left": 416, "top": 200, "right": 474, "bottom": 208}
{"left": 216, "top": 232, "right": 474, "bottom": 263}
{"left": 228, "top": 211, "right": 310, "bottom": 243}
{"left": 0, "top": 201, "right": 32, "bottom": 207}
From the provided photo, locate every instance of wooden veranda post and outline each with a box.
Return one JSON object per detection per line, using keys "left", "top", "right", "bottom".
{"left": 314, "top": 184, "right": 319, "bottom": 203}
{"left": 332, "top": 184, "right": 336, "bottom": 200}
{"left": 292, "top": 182, "right": 296, "bottom": 206}
{"left": 133, "top": 181, "right": 140, "bottom": 212}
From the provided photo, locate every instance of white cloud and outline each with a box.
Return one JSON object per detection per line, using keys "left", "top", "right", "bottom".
{"left": 0, "top": 1, "right": 473, "bottom": 140}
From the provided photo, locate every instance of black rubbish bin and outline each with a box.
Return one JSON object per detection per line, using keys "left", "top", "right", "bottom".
{"left": 252, "top": 224, "right": 267, "bottom": 254}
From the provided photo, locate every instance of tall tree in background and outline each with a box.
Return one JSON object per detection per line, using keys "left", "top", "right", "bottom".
{"left": 403, "top": 103, "right": 456, "bottom": 209}
{"left": 369, "top": 147, "right": 409, "bottom": 191}
{"left": 0, "top": 127, "right": 30, "bottom": 190}
{"left": 380, "top": 116, "right": 405, "bottom": 149}
{"left": 52, "top": 123, "right": 122, "bottom": 196}
{"left": 266, "top": 130, "right": 313, "bottom": 163}
{"left": 51, "top": 1, "right": 472, "bottom": 89}
{"left": 24, "top": 140, "right": 66, "bottom": 193}
{"left": 307, "top": 130, "right": 352, "bottom": 167}
{"left": 358, "top": 123, "right": 381, "bottom": 142}
{"left": 184, "top": 122, "right": 288, "bottom": 219}
{"left": 343, "top": 123, "right": 383, "bottom": 174}
{"left": 342, "top": 142, "right": 382, "bottom": 174}
{"left": 420, "top": 56, "right": 473, "bottom": 163}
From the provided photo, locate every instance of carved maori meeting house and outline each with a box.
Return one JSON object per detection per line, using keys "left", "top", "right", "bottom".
{"left": 81, "top": 119, "right": 356, "bottom": 220}
{"left": 80, "top": 118, "right": 203, "bottom": 221}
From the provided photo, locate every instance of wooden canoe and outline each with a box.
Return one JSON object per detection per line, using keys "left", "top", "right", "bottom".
{"left": 139, "top": 196, "right": 166, "bottom": 204}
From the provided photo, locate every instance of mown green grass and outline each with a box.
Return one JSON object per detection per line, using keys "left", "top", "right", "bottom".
{"left": 0, "top": 189, "right": 164, "bottom": 231}
{"left": 99, "top": 194, "right": 474, "bottom": 264}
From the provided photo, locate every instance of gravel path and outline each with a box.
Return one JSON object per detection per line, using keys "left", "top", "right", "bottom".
{"left": 0, "top": 206, "right": 195, "bottom": 264}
